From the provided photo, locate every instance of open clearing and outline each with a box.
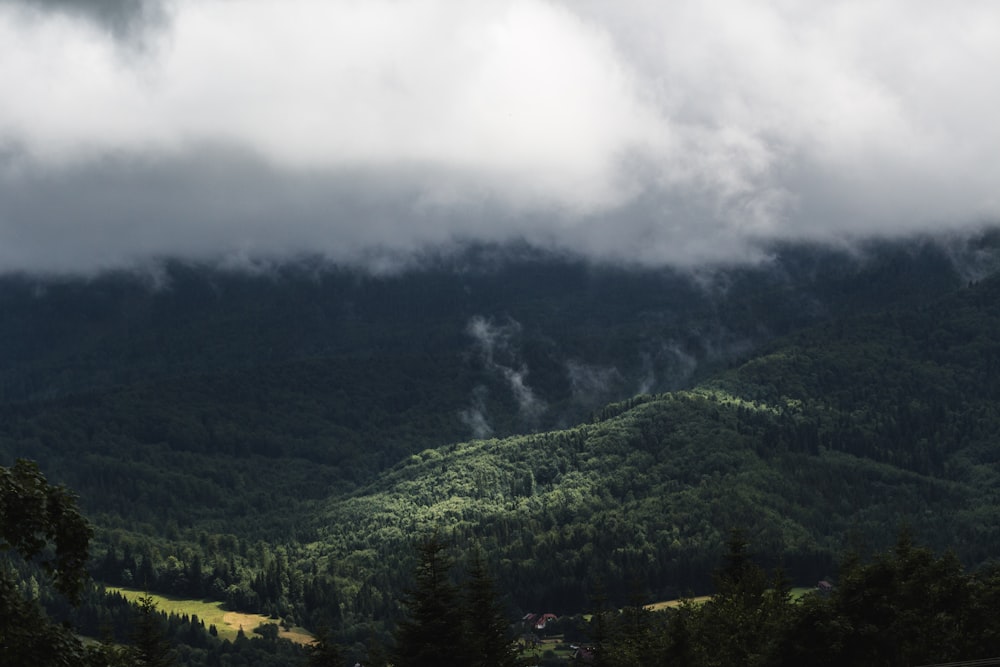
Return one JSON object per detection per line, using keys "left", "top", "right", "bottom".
{"left": 645, "top": 587, "right": 816, "bottom": 612}
{"left": 106, "top": 586, "right": 314, "bottom": 646}
{"left": 644, "top": 595, "right": 712, "bottom": 611}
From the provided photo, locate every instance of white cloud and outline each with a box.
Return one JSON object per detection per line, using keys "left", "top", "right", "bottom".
{"left": 1, "top": 0, "right": 999, "bottom": 273}
{"left": 1, "top": 0, "right": 665, "bottom": 211}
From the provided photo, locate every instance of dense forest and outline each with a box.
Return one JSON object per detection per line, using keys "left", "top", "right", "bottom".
{"left": 4, "top": 234, "right": 1000, "bottom": 664}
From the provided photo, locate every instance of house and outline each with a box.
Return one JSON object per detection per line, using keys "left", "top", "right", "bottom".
{"left": 522, "top": 612, "right": 558, "bottom": 631}
{"left": 534, "top": 613, "right": 558, "bottom": 630}
{"left": 816, "top": 580, "right": 834, "bottom": 594}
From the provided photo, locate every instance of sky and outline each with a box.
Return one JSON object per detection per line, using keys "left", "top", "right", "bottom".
{"left": 1, "top": 0, "right": 998, "bottom": 274}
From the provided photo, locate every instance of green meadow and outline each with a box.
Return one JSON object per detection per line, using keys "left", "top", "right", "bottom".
{"left": 106, "top": 586, "right": 314, "bottom": 645}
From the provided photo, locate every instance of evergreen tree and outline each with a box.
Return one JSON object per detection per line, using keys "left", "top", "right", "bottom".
{"left": 585, "top": 584, "right": 612, "bottom": 667}
{"left": 461, "top": 548, "right": 525, "bottom": 667}
{"left": 392, "top": 534, "right": 466, "bottom": 667}
{"left": 128, "top": 595, "right": 175, "bottom": 667}
{"left": 306, "top": 626, "right": 345, "bottom": 667}
{"left": 362, "top": 625, "right": 391, "bottom": 667}
{"left": 84, "top": 631, "right": 130, "bottom": 667}
{"left": 695, "top": 531, "right": 790, "bottom": 666}
{"left": 611, "top": 582, "right": 665, "bottom": 667}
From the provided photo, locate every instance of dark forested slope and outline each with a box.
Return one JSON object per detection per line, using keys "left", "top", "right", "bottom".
{"left": 0, "top": 238, "right": 978, "bottom": 534}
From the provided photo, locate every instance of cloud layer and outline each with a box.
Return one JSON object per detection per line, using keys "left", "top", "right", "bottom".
{"left": 1, "top": 0, "right": 998, "bottom": 273}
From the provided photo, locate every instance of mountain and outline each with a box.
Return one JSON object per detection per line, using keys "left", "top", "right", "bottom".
{"left": 315, "top": 267, "right": 1000, "bottom": 622}
{"left": 2, "top": 233, "right": 1000, "bottom": 643}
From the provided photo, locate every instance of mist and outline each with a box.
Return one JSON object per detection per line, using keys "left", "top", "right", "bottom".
{"left": 466, "top": 315, "right": 547, "bottom": 423}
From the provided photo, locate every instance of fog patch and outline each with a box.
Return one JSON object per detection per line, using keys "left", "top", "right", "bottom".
{"left": 466, "top": 315, "right": 547, "bottom": 421}
{"left": 637, "top": 342, "right": 699, "bottom": 394}
{"left": 937, "top": 228, "right": 1000, "bottom": 283}
{"left": 566, "top": 360, "right": 622, "bottom": 406}
{"left": 459, "top": 384, "right": 494, "bottom": 440}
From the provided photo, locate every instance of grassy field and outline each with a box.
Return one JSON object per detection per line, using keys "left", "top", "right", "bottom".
{"left": 789, "top": 586, "right": 816, "bottom": 600}
{"left": 644, "top": 587, "right": 817, "bottom": 612}
{"left": 105, "top": 586, "right": 314, "bottom": 645}
{"left": 644, "top": 595, "right": 712, "bottom": 612}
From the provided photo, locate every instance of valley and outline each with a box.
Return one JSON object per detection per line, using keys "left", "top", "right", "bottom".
{"left": 3, "top": 235, "right": 1000, "bottom": 664}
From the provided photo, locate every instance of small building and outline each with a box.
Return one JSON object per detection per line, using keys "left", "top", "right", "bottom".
{"left": 522, "top": 612, "right": 558, "bottom": 631}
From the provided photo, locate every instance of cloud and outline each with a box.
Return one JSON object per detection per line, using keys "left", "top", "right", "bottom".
{"left": 565, "top": 360, "right": 622, "bottom": 406}
{"left": 459, "top": 385, "right": 494, "bottom": 440}
{"left": 0, "top": 0, "right": 167, "bottom": 41}
{"left": 466, "top": 315, "right": 546, "bottom": 421}
{"left": 1, "top": 0, "right": 999, "bottom": 273}
{"left": 637, "top": 342, "right": 698, "bottom": 394}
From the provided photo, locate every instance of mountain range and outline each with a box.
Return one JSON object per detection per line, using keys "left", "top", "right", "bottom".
{"left": 3, "top": 232, "right": 1000, "bottom": 645}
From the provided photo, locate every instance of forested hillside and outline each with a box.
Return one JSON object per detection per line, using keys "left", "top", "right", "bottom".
{"left": 3, "top": 234, "right": 1000, "bottom": 660}
{"left": 312, "top": 267, "right": 1000, "bottom": 634}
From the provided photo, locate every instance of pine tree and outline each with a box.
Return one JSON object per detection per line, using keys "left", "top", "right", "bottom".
{"left": 307, "top": 626, "right": 345, "bottom": 667}
{"left": 462, "top": 548, "right": 525, "bottom": 667}
{"left": 695, "top": 530, "right": 789, "bottom": 667}
{"left": 585, "top": 582, "right": 612, "bottom": 667}
{"left": 128, "top": 595, "right": 175, "bottom": 667}
{"left": 392, "top": 534, "right": 466, "bottom": 667}
{"left": 362, "top": 624, "right": 390, "bottom": 667}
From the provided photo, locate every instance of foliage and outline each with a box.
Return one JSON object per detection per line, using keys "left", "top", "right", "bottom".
{"left": 393, "top": 534, "right": 467, "bottom": 667}
{"left": 1, "top": 459, "right": 92, "bottom": 601}
{"left": 0, "top": 459, "right": 92, "bottom": 666}
{"left": 306, "top": 626, "right": 345, "bottom": 667}
{"left": 462, "top": 547, "right": 526, "bottom": 667}
{"left": 593, "top": 533, "right": 1000, "bottom": 667}
{"left": 394, "top": 536, "right": 524, "bottom": 667}
{"left": 4, "top": 237, "right": 1000, "bottom": 664}
{"left": 129, "top": 593, "right": 176, "bottom": 667}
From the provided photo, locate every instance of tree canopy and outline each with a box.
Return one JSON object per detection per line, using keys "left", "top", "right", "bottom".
{"left": 1, "top": 459, "right": 93, "bottom": 665}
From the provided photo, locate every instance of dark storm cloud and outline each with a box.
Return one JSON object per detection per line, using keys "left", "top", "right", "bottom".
{"left": 0, "top": 149, "right": 503, "bottom": 273}
{"left": 1, "top": 0, "right": 998, "bottom": 274}
{"left": 0, "top": 146, "right": 788, "bottom": 274}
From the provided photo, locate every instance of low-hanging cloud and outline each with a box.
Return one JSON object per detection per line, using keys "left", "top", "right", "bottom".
{"left": 1, "top": 0, "right": 999, "bottom": 273}
{"left": 459, "top": 384, "right": 494, "bottom": 441}
{"left": 565, "top": 360, "right": 622, "bottom": 406}
{"left": 466, "top": 315, "right": 546, "bottom": 421}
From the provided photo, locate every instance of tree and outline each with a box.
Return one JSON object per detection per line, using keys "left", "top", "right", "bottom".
{"left": 806, "top": 532, "right": 983, "bottom": 667}
{"left": 84, "top": 631, "right": 130, "bottom": 667}
{"left": 772, "top": 530, "right": 1000, "bottom": 667}
{"left": 392, "top": 534, "right": 466, "bottom": 667}
{"left": 0, "top": 459, "right": 93, "bottom": 666}
{"left": 1, "top": 459, "right": 92, "bottom": 601}
{"left": 462, "top": 547, "right": 525, "bottom": 667}
{"left": 306, "top": 625, "right": 345, "bottom": 667}
{"left": 694, "top": 531, "right": 791, "bottom": 666}
{"left": 127, "top": 594, "right": 175, "bottom": 667}
{"left": 361, "top": 624, "right": 391, "bottom": 667}
{"left": 609, "top": 582, "right": 667, "bottom": 667}
{"left": 585, "top": 584, "right": 613, "bottom": 667}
